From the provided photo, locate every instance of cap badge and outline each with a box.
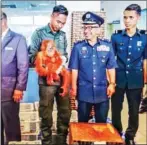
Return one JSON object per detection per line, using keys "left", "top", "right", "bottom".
{"left": 86, "top": 14, "right": 91, "bottom": 19}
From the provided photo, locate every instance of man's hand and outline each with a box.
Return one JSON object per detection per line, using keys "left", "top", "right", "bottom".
{"left": 13, "top": 90, "right": 23, "bottom": 103}
{"left": 107, "top": 84, "right": 115, "bottom": 98}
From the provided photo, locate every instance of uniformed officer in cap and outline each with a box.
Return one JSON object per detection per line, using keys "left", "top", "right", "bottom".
{"left": 111, "top": 4, "right": 147, "bottom": 145}
{"left": 69, "top": 12, "right": 117, "bottom": 125}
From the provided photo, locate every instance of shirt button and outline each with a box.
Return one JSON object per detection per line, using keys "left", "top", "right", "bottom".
{"left": 93, "top": 70, "right": 96, "bottom": 72}
{"left": 93, "top": 62, "right": 96, "bottom": 65}
{"left": 130, "top": 38, "right": 132, "bottom": 40}
{"left": 126, "top": 71, "right": 129, "bottom": 74}
{"left": 127, "top": 65, "right": 130, "bottom": 67}
{"left": 93, "top": 85, "right": 96, "bottom": 88}
{"left": 128, "top": 46, "right": 132, "bottom": 48}
{"left": 127, "top": 58, "right": 130, "bottom": 61}
{"left": 93, "top": 55, "right": 96, "bottom": 57}
{"left": 128, "top": 52, "right": 131, "bottom": 55}
{"left": 93, "top": 77, "right": 96, "bottom": 80}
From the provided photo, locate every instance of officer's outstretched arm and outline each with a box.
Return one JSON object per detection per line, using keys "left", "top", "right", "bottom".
{"left": 107, "top": 69, "right": 116, "bottom": 84}
{"left": 106, "top": 69, "right": 110, "bottom": 83}
{"left": 107, "top": 69, "right": 116, "bottom": 97}
{"left": 70, "top": 69, "right": 78, "bottom": 97}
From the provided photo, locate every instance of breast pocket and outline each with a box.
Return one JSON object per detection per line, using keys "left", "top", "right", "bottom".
{"left": 136, "top": 46, "right": 144, "bottom": 55}
{"left": 55, "top": 36, "right": 65, "bottom": 53}
{"left": 117, "top": 45, "right": 126, "bottom": 53}
{"left": 97, "top": 52, "right": 109, "bottom": 67}
{"left": 79, "top": 54, "right": 91, "bottom": 69}
{"left": 2, "top": 49, "right": 16, "bottom": 63}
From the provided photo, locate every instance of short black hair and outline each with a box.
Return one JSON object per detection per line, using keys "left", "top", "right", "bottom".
{"left": 125, "top": 4, "right": 141, "bottom": 15}
{"left": 1, "top": 12, "right": 7, "bottom": 20}
{"left": 52, "top": 5, "right": 68, "bottom": 16}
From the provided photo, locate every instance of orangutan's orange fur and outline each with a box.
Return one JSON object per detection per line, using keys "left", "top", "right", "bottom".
{"left": 34, "top": 40, "right": 70, "bottom": 97}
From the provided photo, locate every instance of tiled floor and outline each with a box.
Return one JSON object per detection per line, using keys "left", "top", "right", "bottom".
{"left": 9, "top": 97, "right": 147, "bottom": 144}
{"left": 108, "top": 97, "right": 147, "bottom": 144}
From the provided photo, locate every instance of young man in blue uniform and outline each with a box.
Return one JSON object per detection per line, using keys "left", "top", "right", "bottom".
{"left": 69, "top": 12, "right": 117, "bottom": 125}
{"left": 111, "top": 4, "right": 147, "bottom": 145}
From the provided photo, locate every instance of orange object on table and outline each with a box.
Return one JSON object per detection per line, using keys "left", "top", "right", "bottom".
{"left": 69, "top": 122, "right": 124, "bottom": 144}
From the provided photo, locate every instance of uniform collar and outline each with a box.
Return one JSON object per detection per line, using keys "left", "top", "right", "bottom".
{"left": 46, "top": 23, "right": 60, "bottom": 35}
{"left": 85, "top": 37, "right": 100, "bottom": 44}
{"left": 136, "top": 28, "right": 142, "bottom": 36}
{"left": 122, "top": 28, "right": 141, "bottom": 36}
{"left": 2, "top": 28, "right": 9, "bottom": 38}
{"left": 46, "top": 23, "right": 52, "bottom": 33}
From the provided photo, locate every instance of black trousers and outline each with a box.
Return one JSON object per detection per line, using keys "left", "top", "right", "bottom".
{"left": 111, "top": 86, "right": 142, "bottom": 139}
{"left": 1, "top": 101, "right": 21, "bottom": 145}
{"left": 78, "top": 100, "right": 109, "bottom": 123}
{"left": 39, "top": 85, "right": 71, "bottom": 145}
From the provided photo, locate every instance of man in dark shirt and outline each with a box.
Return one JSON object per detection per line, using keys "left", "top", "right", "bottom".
{"left": 29, "top": 5, "right": 71, "bottom": 145}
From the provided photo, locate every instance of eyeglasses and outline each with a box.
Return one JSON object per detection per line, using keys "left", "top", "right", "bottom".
{"left": 82, "top": 26, "right": 100, "bottom": 31}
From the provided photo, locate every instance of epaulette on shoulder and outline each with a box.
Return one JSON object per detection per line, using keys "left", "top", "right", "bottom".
{"left": 60, "top": 30, "right": 65, "bottom": 34}
{"left": 139, "top": 30, "right": 147, "bottom": 34}
{"left": 35, "top": 28, "right": 42, "bottom": 34}
{"left": 74, "top": 40, "right": 84, "bottom": 45}
{"left": 35, "top": 28, "right": 40, "bottom": 32}
{"left": 115, "top": 30, "right": 122, "bottom": 34}
{"left": 36, "top": 25, "right": 47, "bottom": 32}
{"left": 101, "top": 38, "right": 111, "bottom": 43}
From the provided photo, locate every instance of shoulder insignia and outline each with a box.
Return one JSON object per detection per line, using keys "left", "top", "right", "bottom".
{"left": 74, "top": 40, "right": 84, "bottom": 45}
{"left": 60, "top": 30, "right": 65, "bottom": 34}
{"left": 37, "top": 25, "right": 48, "bottom": 32}
{"left": 139, "top": 30, "right": 147, "bottom": 34}
{"left": 101, "top": 38, "right": 111, "bottom": 43}
{"left": 115, "top": 30, "right": 122, "bottom": 34}
{"left": 36, "top": 28, "right": 40, "bottom": 32}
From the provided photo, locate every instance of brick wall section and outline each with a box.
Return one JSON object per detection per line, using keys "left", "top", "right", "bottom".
{"left": 71, "top": 11, "right": 106, "bottom": 48}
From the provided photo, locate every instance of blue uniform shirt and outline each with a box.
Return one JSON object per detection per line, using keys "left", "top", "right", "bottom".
{"left": 111, "top": 29, "right": 147, "bottom": 89}
{"left": 68, "top": 39, "right": 117, "bottom": 103}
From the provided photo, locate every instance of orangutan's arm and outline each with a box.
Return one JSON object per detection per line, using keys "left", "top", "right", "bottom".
{"left": 59, "top": 68, "right": 70, "bottom": 97}
{"left": 35, "top": 52, "right": 48, "bottom": 76}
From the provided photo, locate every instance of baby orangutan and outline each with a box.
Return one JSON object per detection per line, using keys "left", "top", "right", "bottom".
{"left": 35, "top": 39, "right": 70, "bottom": 97}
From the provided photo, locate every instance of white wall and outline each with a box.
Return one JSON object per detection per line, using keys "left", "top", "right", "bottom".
{"left": 57, "top": 1, "right": 100, "bottom": 11}
{"left": 101, "top": 1, "right": 146, "bottom": 25}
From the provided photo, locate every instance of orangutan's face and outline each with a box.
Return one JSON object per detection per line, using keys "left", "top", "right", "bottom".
{"left": 46, "top": 42, "right": 56, "bottom": 57}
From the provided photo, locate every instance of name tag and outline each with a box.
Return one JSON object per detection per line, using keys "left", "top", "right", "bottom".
{"left": 97, "top": 45, "right": 110, "bottom": 51}
{"left": 137, "top": 41, "right": 142, "bottom": 47}
{"left": 5, "top": 47, "right": 13, "bottom": 50}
